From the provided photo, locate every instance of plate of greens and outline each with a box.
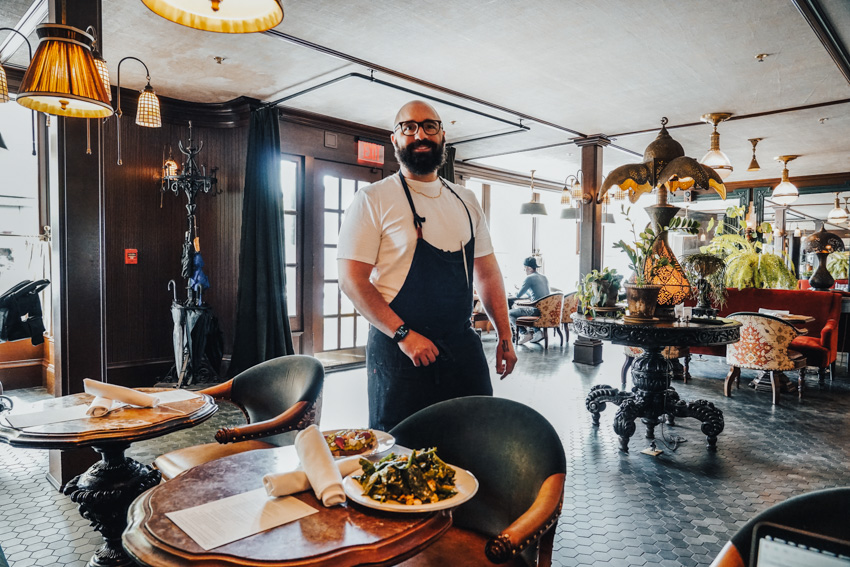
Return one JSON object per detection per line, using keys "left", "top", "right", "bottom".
{"left": 343, "top": 448, "right": 479, "bottom": 513}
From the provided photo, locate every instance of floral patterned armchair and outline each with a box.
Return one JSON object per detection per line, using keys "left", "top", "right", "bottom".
{"left": 558, "top": 292, "right": 579, "bottom": 344}
{"left": 514, "top": 293, "right": 564, "bottom": 349}
{"left": 725, "top": 312, "right": 807, "bottom": 405}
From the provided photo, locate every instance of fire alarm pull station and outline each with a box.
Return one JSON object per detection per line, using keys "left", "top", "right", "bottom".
{"left": 125, "top": 249, "right": 138, "bottom": 264}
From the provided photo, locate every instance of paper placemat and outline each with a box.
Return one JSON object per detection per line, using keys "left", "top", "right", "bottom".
{"left": 165, "top": 488, "right": 318, "bottom": 551}
{"left": 4, "top": 405, "right": 90, "bottom": 429}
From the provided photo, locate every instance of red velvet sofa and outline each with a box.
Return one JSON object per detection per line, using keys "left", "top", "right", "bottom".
{"left": 688, "top": 288, "right": 844, "bottom": 381}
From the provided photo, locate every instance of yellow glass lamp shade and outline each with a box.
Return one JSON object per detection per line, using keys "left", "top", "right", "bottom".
{"left": 142, "top": 0, "right": 284, "bottom": 33}
{"left": 93, "top": 55, "right": 111, "bottom": 101}
{"left": 163, "top": 157, "right": 179, "bottom": 177}
{"left": 645, "top": 237, "right": 691, "bottom": 306}
{"left": 16, "top": 24, "right": 112, "bottom": 118}
{"left": 136, "top": 83, "right": 162, "bottom": 127}
{"left": 0, "top": 65, "right": 9, "bottom": 103}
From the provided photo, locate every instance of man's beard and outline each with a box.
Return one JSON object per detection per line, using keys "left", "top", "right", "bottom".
{"left": 394, "top": 138, "right": 446, "bottom": 176}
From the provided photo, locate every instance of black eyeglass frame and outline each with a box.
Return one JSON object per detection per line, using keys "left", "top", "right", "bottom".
{"left": 394, "top": 120, "right": 443, "bottom": 136}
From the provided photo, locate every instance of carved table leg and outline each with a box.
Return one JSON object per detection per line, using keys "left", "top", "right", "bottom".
{"left": 64, "top": 444, "right": 162, "bottom": 567}
{"left": 671, "top": 399, "right": 725, "bottom": 450}
{"left": 621, "top": 356, "right": 634, "bottom": 389}
{"left": 613, "top": 399, "right": 639, "bottom": 452}
{"left": 585, "top": 384, "right": 631, "bottom": 427}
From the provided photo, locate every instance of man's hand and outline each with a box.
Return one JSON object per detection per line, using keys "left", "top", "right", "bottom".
{"left": 495, "top": 337, "right": 517, "bottom": 379}
{"left": 398, "top": 330, "right": 440, "bottom": 367}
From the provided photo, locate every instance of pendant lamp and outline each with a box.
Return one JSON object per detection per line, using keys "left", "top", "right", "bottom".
{"left": 142, "top": 0, "right": 284, "bottom": 33}
{"left": 771, "top": 155, "right": 800, "bottom": 205}
{"left": 520, "top": 170, "right": 547, "bottom": 215}
{"left": 827, "top": 193, "right": 847, "bottom": 223}
{"left": 16, "top": 24, "right": 112, "bottom": 118}
{"left": 700, "top": 113, "right": 733, "bottom": 180}
{"left": 115, "top": 56, "right": 162, "bottom": 165}
{"left": 747, "top": 138, "right": 763, "bottom": 171}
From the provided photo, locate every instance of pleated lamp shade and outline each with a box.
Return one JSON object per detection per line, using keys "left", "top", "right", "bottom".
{"left": 142, "top": 0, "right": 284, "bottom": 33}
{"left": 136, "top": 83, "right": 162, "bottom": 127}
{"left": 0, "top": 65, "right": 9, "bottom": 103}
{"left": 16, "top": 24, "right": 112, "bottom": 118}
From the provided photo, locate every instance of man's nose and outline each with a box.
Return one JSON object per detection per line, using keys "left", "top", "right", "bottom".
{"left": 414, "top": 127, "right": 429, "bottom": 141}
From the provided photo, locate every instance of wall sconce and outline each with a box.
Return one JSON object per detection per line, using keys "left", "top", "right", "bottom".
{"left": 564, "top": 171, "right": 585, "bottom": 203}
{"left": 519, "top": 170, "right": 547, "bottom": 215}
{"left": 17, "top": 24, "right": 112, "bottom": 118}
{"left": 115, "top": 56, "right": 162, "bottom": 165}
{"left": 747, "top": 138, "right": 763, "bottom": 171}
{"left": 0, "top": 27, "right": 36, "bottom": 156}
{"left": 700, "top": 113, "right": 734, "bottom": 180}
{"left": 87, "top": 27, "right": 110, "bottom": 101}
{"left": 771, "top": 155, "right": 800, "bottom": 205}
{"left": 142, "top": 0, "right": 284, "bottom": 33}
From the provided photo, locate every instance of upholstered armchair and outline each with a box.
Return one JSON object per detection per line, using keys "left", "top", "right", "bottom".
{"left": 558, "top": 292, "right": 579, "bottom": 344}
{"left": 514, "top": 293, "right": 565, "bottom": 349}
{"left": 725, "top": 312, "right": 806, "bottom": 405}
{"left": 390, "top": 396, "right": 566, "bottom": 567}
{"left": 621, "top": 345, "right": 690, "bottom": 388}
{"left": 154, "top": 355, "right": 324, "bottom": 480}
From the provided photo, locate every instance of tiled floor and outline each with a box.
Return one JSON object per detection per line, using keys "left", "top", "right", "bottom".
{"left": 2, "top": 336, "right": 850, "bottom": 566}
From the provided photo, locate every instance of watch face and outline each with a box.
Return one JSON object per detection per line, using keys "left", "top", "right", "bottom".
{"left": 394, "top": 325, "right": 409, "bottom": 341}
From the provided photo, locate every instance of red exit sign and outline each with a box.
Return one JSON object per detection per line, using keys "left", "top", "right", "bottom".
{"left": 357, "top": 140, "right": 385, "bottom": 166}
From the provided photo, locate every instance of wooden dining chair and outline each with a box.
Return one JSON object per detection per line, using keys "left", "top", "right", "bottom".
{"left": 390, "top": 396, "right": 566, "bottom": 567}
{"left": 514, "top": 293, "right": 565, "bottom": 349}
{"left": 153, "top": 355, "right": 324, "bottom": 480}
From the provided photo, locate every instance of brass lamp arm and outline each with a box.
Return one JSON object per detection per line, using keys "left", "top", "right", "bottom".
{"left": 0, "top": 27, "right": 36, "bottom": 156}
{"left": 115, "top": 56, "right": 153, "bottom": 165}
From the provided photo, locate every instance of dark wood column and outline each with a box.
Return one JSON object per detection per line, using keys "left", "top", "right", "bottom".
{"left": 573, "top": 135, "right": 610, "bottom": 366}
{"left": 47, "top": 0, "right": 105, "bottom": 489}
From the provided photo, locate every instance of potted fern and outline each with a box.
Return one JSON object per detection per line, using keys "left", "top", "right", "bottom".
{"left": 827, "top": 251, "right": 849, "bottom": 281}
{"left": 577, "top": 267, "right": 623, "bottom": 316}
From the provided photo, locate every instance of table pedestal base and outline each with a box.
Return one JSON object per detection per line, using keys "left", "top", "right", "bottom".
{"left": 63, "top": 444, "right": 162, "bottom": 567}
{"left": 586, "top": 346, "right": 724, "bottom": 452}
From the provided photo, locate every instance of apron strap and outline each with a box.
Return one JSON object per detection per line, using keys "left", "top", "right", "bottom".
{"left": 439, "top": 179, "right": 474, "bottom": 243}
{"left": 398, "top": 172, "right": 427, "bottom": 239}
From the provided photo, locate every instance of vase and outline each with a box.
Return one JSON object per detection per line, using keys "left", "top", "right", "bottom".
{"left": 624, "top": 283, "right": 662, "bottom": 320}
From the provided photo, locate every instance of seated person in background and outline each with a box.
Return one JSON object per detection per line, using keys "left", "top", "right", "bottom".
{"left": 509, "top": 257, "right": 550, "bottom": 345}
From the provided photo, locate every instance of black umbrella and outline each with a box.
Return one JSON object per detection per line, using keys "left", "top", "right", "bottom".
{"left": 181, "top": 232, "right": 194, "bottom": 279}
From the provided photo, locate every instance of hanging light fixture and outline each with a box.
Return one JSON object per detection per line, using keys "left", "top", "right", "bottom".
{"left": 827, "top": 193, "right": 848, "bottom": 223}
{"left": 700, "top": 112, "right": 734, "bottom": 180}
{"left": 86, "top": 27, "right": 111, "bottom": 101}
{"left": 567, "top": 171, "right": 583, "bottom": 201}
{"left": 747, "top": 138, "right": 763, "bottom": 171}
{"left": 16, "top": 24, "right": 112, "bottom": 118}
{"left": 0, "top": 27, "right": 37, "bottom": 156}
{"left": 560, "top": 176, "right": 571, "bottom": 206}
{"left": 142, "top": 0, "right": 284, "bottom": 33}
{"left": 519, "top": 170, "right": 547, "bottom": 215}
{"left": 115, "top": 56, "right": 162, "bottom": 165}
{"left": 771, "top": 155, "right": 800, "bottom": 205}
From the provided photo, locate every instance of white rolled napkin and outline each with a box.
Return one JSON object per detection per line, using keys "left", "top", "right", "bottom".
{"left": 83, "top": 378, "right": 160, "bottom": 408}
{"left": 294, "top": 424, "right": 346, "bottom": 506}
{"left": 263, "top": 456, "right": 361, "bottom": 498}
{"left": 86, "top": 396, "right": 113, "bottom": 417}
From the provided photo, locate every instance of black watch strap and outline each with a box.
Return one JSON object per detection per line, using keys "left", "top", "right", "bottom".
{"left": 393, "top": 324, "right": 410, "bottom": 343}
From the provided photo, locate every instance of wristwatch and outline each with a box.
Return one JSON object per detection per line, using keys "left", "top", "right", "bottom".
{"left": 393, "top": 324, "right": 410, "bottom": 343}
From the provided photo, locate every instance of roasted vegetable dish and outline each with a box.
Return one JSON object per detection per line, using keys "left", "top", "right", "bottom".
{"left": 325, "top": 429, "right": 377, "bottom": 456}
{"left": 355, "top": 448, "right": 457, "bottom": 505}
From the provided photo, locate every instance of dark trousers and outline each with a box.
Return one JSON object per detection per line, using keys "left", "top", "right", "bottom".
{"left": 509, "top": 306, "right": 539, "bottom": 334}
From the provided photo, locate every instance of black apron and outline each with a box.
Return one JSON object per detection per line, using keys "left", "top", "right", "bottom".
{"left": 366, "top": 173, "right": 492, "bottom": 432}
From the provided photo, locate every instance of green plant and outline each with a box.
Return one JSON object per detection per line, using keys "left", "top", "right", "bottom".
{"left": 682, "top": 253, "right": 727, "bottom": 309}
{"left": 613, "top": 206, "right": 699, "bottom": 286}
{"left": 827, "top": 251, "right": 849, "bottom": 280}
{"left": 577, "top": 267, "right": 623, "bottom": 313}
{"left": 701, "top": 233, "right": 797, "bottom": 289}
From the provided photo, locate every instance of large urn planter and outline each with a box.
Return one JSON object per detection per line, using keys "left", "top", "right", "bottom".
{"left": 624, "top": 283, "right": 661, "bottom": 321}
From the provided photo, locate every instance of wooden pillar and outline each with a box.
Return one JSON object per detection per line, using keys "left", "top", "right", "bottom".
{"left": 47, "top": 0, "right": 105, "bottom": 489}
{"left": 573, "top": 135, "right": 610, "bottom": 366}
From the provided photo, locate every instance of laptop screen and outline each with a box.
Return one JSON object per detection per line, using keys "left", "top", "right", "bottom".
{"left": 752, "top": 522, "right": 850, "bottom": 567}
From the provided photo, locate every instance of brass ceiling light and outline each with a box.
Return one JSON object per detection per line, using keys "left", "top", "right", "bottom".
{"left": 827, "top": 193, "right": 847, "bottom": 223}
{"left": 771, "top": 155, "right": 800, "bottom": 206}
{"left": 519, "top": 170, "right": 547, "bottom": 215}
{"left": 747, "top": 138, "right": 763, "bottom": 171}
{"left": 16, "top": 24, "right": 112, "bottom": 118}
{"left": 700, "top": 112, "right": 733, "bottom": 180}
{"left": 141, "top": 0, "right": 284, "bottom": 33}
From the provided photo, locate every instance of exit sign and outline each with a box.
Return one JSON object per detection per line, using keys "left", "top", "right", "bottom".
{"left": 357, "top": 140, "right": 385, "bottom": 166}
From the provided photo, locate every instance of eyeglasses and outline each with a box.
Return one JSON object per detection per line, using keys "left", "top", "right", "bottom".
{"left": 394, "top": 119, "right": 442, "bottom": 136}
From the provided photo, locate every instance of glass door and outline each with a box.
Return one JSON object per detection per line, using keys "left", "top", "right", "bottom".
{"left": 313, "top": 160, "right": 382, "bottom": 365}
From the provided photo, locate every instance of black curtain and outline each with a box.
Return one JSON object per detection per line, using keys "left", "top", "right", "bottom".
{"left": 438, "top": 145, "right": 456, "bottom": 183}
{"left": 229, "top": 107, "right": 294, "bottom": 377}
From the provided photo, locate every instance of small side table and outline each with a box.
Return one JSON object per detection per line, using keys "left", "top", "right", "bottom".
{"left": 572, "top": 315, "right": 740, "bottom": 452}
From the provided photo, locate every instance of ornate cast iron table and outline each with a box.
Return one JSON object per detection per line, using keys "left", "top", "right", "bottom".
{"left": 572, "top": 314, "right": 740, "bottom": 452}
{"left": 0, "top": 388, "right": 217, "bottom": 567}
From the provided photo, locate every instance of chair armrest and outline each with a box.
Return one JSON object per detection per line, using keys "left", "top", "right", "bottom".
{"left": 821, "top": 318, "right": 838, "bottom": 351}
{"left": 708, "top": 541, "right": 745, "bottom": 567}
{"left": 485, "top": 473, "right": 565, "bottom": 563}
{"left": 215, "top": 400, "right": 311, "bottom": 444}
{"left": 198, "top": 379, "right": 233, "bottom": 400}
{"left": 514, "top": 299, "right": 534, "bottom": 307}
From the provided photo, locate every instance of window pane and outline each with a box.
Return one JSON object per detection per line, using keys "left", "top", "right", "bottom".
{"left": 324, "top": 247, "right": 338, "bottom": 280}
{"left": 323, "top": 317, "right": 338, "bottom": 351}
{"left": 340, "top": 289, "right": 354, "bottom": 315}
{"left": 284, "top": 212, "right": 296, "bottom": 263}
{"left": 323, "top": 282, "right": 338, "bottom": 316}
{"left": 286, "top": 266, "right": 297, "bottom": 317}
{"left": 281, "top": 160, "right": 297, "bottom": 211}
{"left": 0, "top": 102, "right": 39, "bottom": 238}
{"left": 356, "top": 315, "right": 370, "bottom": 347}
{"left": 324, "top": 211, "right": 339, "bottom": 246}
{"left": 339, "top": 316, "right": 354, "bottom": 349}
{"left": 324, "top": 176, "right": 339, "bottom": 209}
{"left": 341, "top": 178, "right": 357, "bottom": 210}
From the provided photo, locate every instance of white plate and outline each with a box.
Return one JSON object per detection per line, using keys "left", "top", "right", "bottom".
{"left": 343, "top": 465, "right": 479, "bottom": 513}
{"left": 322, "top": 429, "right": 395, "bottom": 458}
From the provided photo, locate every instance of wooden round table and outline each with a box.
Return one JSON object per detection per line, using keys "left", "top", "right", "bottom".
{"left": 0, "top": 388, "right": 217, "bottom": 567}
{"left": 122, "top": 445, "right": 452, "bottom": 566}
{"left": 572, "top": 314, "right": 741, "bottom": 452}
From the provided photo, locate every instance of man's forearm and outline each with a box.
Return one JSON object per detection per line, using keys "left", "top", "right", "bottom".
{"left": 338, "top": 270, "right": 403, "bottom": 338}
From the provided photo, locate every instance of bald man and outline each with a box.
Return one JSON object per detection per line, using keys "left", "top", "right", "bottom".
{"left": 337, "top": 100, "right": 517, "bottom": 432}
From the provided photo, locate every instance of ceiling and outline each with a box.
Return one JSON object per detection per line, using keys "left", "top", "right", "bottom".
{"left": 1, "top": 0, "right": 850, "bottom": 221}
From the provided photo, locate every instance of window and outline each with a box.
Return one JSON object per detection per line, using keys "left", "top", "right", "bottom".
{"left": 280, "top": 158, "right": 298, "bottom": 317}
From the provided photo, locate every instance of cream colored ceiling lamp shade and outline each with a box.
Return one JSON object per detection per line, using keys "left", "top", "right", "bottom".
{"left": 827, "top": 193, "right": 847, "bottom": 223}
{"left": 16, "top": 24, "right": 112, "bottom": 118}
{"left": 771, "top": 155, "right": 800, "bottom": 206}
{"left": 700, "top": 113, "right": 733, "bottom": 180}
{"left": 136, "top": 83, "right": 162, "bottom": 127}
{"left": 141, "top": 0, "right": 284, "bottom": 33}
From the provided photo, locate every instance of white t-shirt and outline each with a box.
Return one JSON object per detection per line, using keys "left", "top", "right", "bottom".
{"left": 337, "top": 174, "right": 494, "bottom": 303}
